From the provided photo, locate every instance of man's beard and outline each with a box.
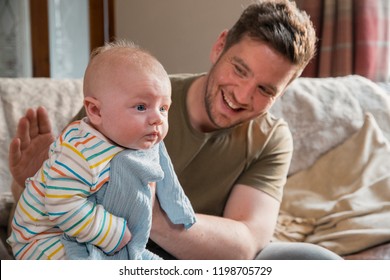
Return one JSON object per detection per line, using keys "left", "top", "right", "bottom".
{"left": 204, "top": 75, "right": 244, "bottom": 131}
{"left": 204, "top": 75, "right": 221, "bottom": 130}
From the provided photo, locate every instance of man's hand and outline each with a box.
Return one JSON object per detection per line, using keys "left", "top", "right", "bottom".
{"left": 9, "top": 106, "right": 55, "bottom": 188}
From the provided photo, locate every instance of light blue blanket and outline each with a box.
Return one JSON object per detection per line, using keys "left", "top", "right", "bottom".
{"left": 62, "top": 142, "right": 196, "bottom": 260}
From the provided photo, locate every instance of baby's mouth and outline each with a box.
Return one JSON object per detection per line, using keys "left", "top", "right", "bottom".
{"left": 145, "top": 131, "right": 159, "bottom": 140}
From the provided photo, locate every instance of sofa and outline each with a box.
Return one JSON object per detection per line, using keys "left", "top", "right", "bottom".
{"left": 1, "top": 76, "right": 390, "bottom": 259}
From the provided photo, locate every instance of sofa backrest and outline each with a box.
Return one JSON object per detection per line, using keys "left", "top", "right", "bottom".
{"left": 0, "top": 78, "right": 83, "bottom": 200}
{"left": 270, "top": 75, "right": 390, "bottom": 175}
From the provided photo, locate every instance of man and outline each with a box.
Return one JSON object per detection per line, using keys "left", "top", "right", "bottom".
{"left": 8, "top": 0, "right": 341, "bottom": 259}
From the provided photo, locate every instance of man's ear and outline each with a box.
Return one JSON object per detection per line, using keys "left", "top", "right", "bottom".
{"left": 210, "top": 30, "right": 228, "bottom": 64}
{"left": 84, "top": 96, "right": 102, "bottom": 125}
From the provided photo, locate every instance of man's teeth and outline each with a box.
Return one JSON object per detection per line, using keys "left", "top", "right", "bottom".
{"left": 223, "top": 93, "right": 240, "bottom": 110}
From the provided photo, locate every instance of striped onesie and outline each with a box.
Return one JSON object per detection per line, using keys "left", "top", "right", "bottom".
{"left": 7, "top": 119, "right": 127, "bottom": 259}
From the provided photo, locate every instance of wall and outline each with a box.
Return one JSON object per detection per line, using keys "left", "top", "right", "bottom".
{"left": 115, "top": 0, "right": 254, "bottom": 74}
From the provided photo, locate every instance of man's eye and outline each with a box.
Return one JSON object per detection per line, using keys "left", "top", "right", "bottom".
{"left": 136, "top": 105, "right": 146, "bottom": 111}
{"left": 234, "top": 64, "right": 246, "bottom": 77}
{"left": 258, "top": 86, "right": 275, "bottom": 98}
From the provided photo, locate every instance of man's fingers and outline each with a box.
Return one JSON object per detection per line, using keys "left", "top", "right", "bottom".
{"left": 16, "top": 107, "right": 50, "bottom": 150}
{"left": 25, "top": 108, "right": 39, "bottom": 138}
{"left": 37, "top": 106, "right": 52, "bottom": 134}
{"left": 9, "top": 137, "right": 22, "bottom": 168}
{"left": 16, "top": 117, "right": 30, "bottom": 150}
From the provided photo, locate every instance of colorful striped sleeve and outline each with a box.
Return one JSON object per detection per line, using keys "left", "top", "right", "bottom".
{"left": 44, "top": 122, "right": 126, "bottom": 254}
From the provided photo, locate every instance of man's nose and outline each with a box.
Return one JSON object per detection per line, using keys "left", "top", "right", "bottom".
{"left": 235, "top": 80, "right": 255, "bottom": 105}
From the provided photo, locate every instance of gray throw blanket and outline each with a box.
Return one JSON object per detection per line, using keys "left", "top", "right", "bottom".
{"left": 62, "top": 142, "right": 196, "bottom": 259}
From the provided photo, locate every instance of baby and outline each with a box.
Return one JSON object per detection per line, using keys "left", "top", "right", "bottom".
{"left": 8, "top": 40, "right": 196, "bottom": 260}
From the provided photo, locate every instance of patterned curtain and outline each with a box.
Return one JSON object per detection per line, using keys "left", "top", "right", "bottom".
{"left": 296, "top": 0, "right": 390, "bottom": 82}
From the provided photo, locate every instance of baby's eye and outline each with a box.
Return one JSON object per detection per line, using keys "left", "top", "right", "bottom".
{"left": 160, "top": 105, "right": 169, "bottom": 113}
{"left": 136, "top": 104, "right": 146, "bottom": 111}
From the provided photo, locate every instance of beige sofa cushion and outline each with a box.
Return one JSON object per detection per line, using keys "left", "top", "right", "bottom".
{"left": 275, "top": 113, "right": 390, "bottom": 255}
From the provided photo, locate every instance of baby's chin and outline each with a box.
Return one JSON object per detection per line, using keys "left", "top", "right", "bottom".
{"left": 123, "top": 139, "right": 162, "bottom": 150}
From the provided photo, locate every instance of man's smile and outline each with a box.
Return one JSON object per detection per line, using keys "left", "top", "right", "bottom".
{"left": 222, "top": 91, "right": 243, "bottom": 112}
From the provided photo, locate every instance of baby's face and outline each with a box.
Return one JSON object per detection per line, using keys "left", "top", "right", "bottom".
{"left": 98, "top": 70, "right": 171, "bottom": 150}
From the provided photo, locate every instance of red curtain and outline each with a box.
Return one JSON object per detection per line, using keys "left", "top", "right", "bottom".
{"left": 296, "top": 0, "right": 390, "bottom": 82}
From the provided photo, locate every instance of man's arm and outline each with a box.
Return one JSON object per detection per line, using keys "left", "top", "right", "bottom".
{"left": 9, "top": 106, "right": 55, "bottom": 189}
{"left": 150, "top": 183, "right": 280, "bottom": 260}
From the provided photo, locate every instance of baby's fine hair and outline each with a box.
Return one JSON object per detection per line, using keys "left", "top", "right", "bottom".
{"left": 89, "top": 39, "right": 163, "bottom": 71}
{"left": 90, "top": 39, "right": 147, "bottom": 58}
{"left": 83, "top": 39, "right": 170, "bottom": 97}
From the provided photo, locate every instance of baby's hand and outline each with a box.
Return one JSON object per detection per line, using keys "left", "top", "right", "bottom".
{"left": 114, "top": 227, "right": 131, "bottom": 253}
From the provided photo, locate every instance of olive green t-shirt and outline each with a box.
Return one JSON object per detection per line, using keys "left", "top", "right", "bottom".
{"left": 165, "top": 73, "right": 292, "bottom": 216}
{"left": 73, "top": 73, "right": 293, "bottom": 217}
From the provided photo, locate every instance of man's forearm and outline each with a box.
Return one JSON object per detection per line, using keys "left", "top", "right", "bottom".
{"left": 9, "top": 180, "right": 24, "bottom": 236}
{"left": 11, "top": 180, "right": 24, "bottom": 203}
{"left": 150, "top": 213, "right": 262, "bottom": 260}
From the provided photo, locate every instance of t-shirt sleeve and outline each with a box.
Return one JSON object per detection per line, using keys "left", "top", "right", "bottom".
{"left": 236, "top": 121, "right": 293, "bottom": 202}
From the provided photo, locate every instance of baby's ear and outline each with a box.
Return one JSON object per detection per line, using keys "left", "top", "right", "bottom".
{"left": 84, "top": 96, "right": 102, "bottom": 125}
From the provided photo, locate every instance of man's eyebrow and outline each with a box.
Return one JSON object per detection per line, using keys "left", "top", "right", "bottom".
{"left": 232, "top": 56, "right": 253, "bottom": 76}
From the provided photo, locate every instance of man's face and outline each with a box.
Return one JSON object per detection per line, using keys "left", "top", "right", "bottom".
{"left": 204, "top": 35, "right": 299, "bottom": 130}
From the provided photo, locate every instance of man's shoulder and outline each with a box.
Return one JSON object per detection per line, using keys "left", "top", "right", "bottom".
{"left": 249, "top": 113, "right": 290, "bottom": 137}
{"left": 169, "top": 73, "right": 204, "bottom": 88}
{"left": 242, "top": 113, "right": 292, "bottom": 166}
